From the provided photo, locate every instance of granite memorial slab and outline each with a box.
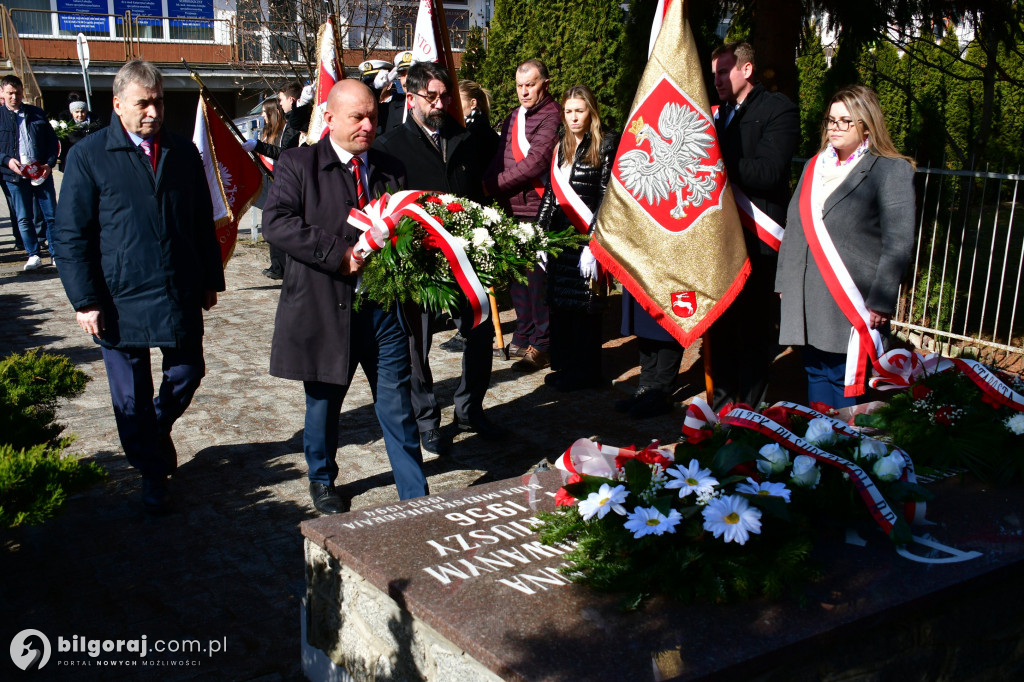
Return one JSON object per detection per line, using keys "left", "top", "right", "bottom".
{"left": 301, "top": 469, "right": 1024, "bottom": 681}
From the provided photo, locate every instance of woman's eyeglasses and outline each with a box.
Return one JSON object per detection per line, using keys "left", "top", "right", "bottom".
{"left": 823, "top": 117, "right": 860, "bottom": 132}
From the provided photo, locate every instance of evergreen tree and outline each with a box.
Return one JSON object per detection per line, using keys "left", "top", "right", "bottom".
{"left": 796, "top": 26, "right": 829, "bottom": 158}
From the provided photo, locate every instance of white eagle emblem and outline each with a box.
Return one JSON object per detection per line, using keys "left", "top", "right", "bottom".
{"left": 618, "top": 103, "right": 724, "bottom": 220}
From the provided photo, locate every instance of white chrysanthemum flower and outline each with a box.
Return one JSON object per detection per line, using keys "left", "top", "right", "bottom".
{"left": 736, "top": 477, "right": 792, "bottom": 502}
{"left": 854, "top": 438, "right": 888, "bottom": 462}
{"left": 577, "top": 483, "right": 629, "bottom": 521}
{"left": 664, "top": 459, "right": 718, "bottom": 499}
{"left": 515, "top": 222, "right": 536, "bottom": 242}
{"left": 453, "top": 236, "right": 470, "bottom": 251}
{"left": 623, "top": 506, "right": 682, "bottom": 538}
{"left": 790, "top": 455, "right": 821, "bottom": 488}
{"left": 470, "top": 227, "right": 494, "bottom": 250}
{"left": 702, "top": 495, "right": 762, "bottom": 545}
{"left": 482, "top": 206, "right": 503, "bottom": 224}
{"left": 1005, "top": 413, "right": 1024, "bottom": 435}
{"left": 872, "top": 452, "right": 905, "bottom": 482}
{"left": 438, "top": 193, "right": 458, "bottom": 204}
{"left": 804, "top": 418, "right": 839, "bottom": 446}
{"left": 756, "top": 442, "right": 790, "bottom": 475}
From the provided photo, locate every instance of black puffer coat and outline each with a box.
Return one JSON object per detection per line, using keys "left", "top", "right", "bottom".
{"left": 537, "top": 127, "right": 618, "bottom": 312}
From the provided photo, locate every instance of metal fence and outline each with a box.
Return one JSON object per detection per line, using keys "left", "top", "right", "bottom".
{"left": 893, "top": 164, "right": 1024, "bottom": 360}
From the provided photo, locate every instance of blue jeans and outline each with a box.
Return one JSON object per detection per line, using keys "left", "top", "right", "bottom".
{"left": 802, "top": 345, "right": 857, "bottom": 409}
{"left": 6, "top": 175, "right": 56, "bottom": 257}
{"left": 302, "top": 303, "right": 427, "bottom": 500}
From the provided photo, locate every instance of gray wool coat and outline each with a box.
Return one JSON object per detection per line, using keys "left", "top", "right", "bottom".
{"left": 775, "top": 153, "right": 916, "bottom": 354}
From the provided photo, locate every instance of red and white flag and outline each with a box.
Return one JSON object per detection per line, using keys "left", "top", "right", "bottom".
{"left": 411, "top": 0, "right": 439, "bottom": 64}
{"left": 193, "top": 92, "right": 264, "bottom": 267}
{"left": 305, "top": 16, "right": 341, "bottom": 143}
{"left": 591, "top": 0, "right": 749, "bottom": 346}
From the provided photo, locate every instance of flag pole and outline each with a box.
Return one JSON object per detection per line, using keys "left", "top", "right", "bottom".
{"left": 431, "top": 0, "right": 464, "bottom": 123}
{"left": 183, "top": 59, "right": 272, "bottom": 179}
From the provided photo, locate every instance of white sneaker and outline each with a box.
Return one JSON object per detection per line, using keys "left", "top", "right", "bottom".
{"left": 24, "top": 255, "right": 41, "bottom": 271}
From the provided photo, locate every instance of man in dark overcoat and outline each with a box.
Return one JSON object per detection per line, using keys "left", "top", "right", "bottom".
{"left": 53, "top": 59, "right": 224, "bottom": 513}
{"left": 263, "top": 79, "right": 428, "bottom": 514}
{"left": 374, "top": 61, "right": 506, "bottom": 456}
{"left": 708, "top": 41, "right": 799, "bottom": 410}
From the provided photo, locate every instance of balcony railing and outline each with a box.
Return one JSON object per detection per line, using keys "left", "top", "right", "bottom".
{"left": 0, "top": 7, "right": 481, "bottom": 68}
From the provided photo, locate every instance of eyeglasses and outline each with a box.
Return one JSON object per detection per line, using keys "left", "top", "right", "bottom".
{"left": 823, "top": 117, "right": 860, "bottom": 132}
{"left": 411, "top": 91, "right": 452, "bottom": 107}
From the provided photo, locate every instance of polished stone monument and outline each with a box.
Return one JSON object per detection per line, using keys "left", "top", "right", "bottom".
{"left": 301, "top": 469, "right": 1024, "bottom": 681}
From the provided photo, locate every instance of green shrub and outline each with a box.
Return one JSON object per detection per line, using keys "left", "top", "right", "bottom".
{"left": 1, "top": 349, "right": 104, "bottom": 529}
{"left": 0, "top": 349, "right": 89, "bottom": 451}
{"left": 0, "top": 442, "right": 105, "bottom": 528}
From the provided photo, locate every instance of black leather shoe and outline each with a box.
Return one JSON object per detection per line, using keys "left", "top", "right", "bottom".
{"left": 438, "top": 332, "right": 467, "bottom": 353}
{"left": 421, "top": 428, "right": 450, "bottom": 456}
{"left": 629, "top": 388, "right": 672, "bottom": 418}
{"left": 454, "top": 413, "right": 509, "bottom": 441}
{"left": 615, "top": 385, "right": 655, "bottom": 413}
{"left": 309, "top": 482, "right": 349, "bottom": 515}
{"left": 262, "top": 268, "right": 283, "bottom": 281}
{"left": 142, "top": 475, "right": 171, "bottom": 514}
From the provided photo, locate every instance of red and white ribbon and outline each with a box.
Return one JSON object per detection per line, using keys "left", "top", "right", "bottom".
{"left": 868, "top": 349, "right": 1024, "bottom": 412}
{"left": 733, "top": 185, "right": 784, "bottom": 251}
{"left": 401, "top": 202, "right": 490, "bottom": 329}
{"left": 550, "top": 151, "right": 593, "bottom": 234}
{"left": 722, "top": 407, "right": 903, "bottom": 535}
{"left": 681, "top": 397, "right": 719, "bottom": 443}
{"left": 348, "top": 190, "right": 426, "bottom": 258}
{"left": 798, "top": 155, "right": 902, "bottom": 397}
{"left": 555, "top": 438, "right": 632, "bottom": 479}
{"left": 511, "top": 106, "right": 545, "bottom": 198}
{"left": 769, "top": 401, "right": 927, "bottom": 525}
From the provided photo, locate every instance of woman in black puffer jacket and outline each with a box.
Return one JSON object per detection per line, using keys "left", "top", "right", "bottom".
{"left": 536, "top": 85, "right": 619, "bottom": 392}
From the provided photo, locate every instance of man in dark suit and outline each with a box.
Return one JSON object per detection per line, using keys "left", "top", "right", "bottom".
{"left": 264, "top": 79, "right": 428, "bottom": 513}
{"left": 374, "top": 61, "right": 507, "bottom": 456}
{"left": 708, "top": 41, "right": 799, "bottom": 410}
{"left": 54, "top": 59, "right": 224, "bottom": 513}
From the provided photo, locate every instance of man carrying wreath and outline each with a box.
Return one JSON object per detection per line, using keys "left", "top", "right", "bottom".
{"left": 264, "top": 79, "right": 428, "bottom": 514}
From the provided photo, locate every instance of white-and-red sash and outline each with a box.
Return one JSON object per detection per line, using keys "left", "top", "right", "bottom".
{"left": 259, "top": 154, "right": 274, "bottom": 172}
{"left": 733, "top": 185, "right": 784, "bottom": 251}
{"left": 681, "top": 397, "right": 719, "bottom": 442}
{"left": 798, "top": 155, "right": 901, "bottom": 396}
{"left": 555, "top": 438, "right": 633, "bottom": 479}
{"left": 549, "top": 151, "right": 593, "bottom": 234}
{"left": 348, "top": 191, "right": 490, "bottom": 328}
{"left": 511, "top": 107, "right": 545, "bottom": 198}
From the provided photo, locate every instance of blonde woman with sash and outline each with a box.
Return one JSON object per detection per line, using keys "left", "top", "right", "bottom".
{"left": 536, "top": 85, "right": 619, "bottom": 392}
{"left": 775, "top": 84, "right": 916, "bottom": 408}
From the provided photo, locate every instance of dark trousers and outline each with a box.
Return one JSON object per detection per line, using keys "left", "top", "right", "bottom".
{"left": 100, "top": 342, "right": 206, "bottom": 477}
{"left": 510, "top": 266, "right": 550, "bottom": 352}
{"left": 708, "top": 254, "right": 779, "bottom": 410}
{"left": 302, "top": 304, "right": 427, "bottom": 500}
{"left": 637, "top": 337, "right": 684, "bottom": 393}
{"left": 802, "top": 345, "right": 857, "bottom": 409}
{"left": 406, "top": 300, "right": 494, "bottom": 431}
{"left": 549, "top": 306, "right": 602, "bottom": 381}
{"left": 6, "top": 176, "right": 56, "bottom": 258}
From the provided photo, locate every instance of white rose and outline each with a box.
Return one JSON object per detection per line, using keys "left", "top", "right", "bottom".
{"left": 872, "top": 452, "right": 905, "bottom": 483}
{"left": 49, "top": 119, "right": 59, "bottom": 129}
{"left": 790, "top": 455, "right": 821, "bottom": 489}
{"left": 804, "top": 418, "right": 838, "bottom": 447}
{"left": 854, "top": 438, "right": 888, "bottom": 462}
{"left": 60, "top": 121, "right": 68, "bottom": 129}
{"left": 756, "top": 442, "right": 790, "bottom": 475}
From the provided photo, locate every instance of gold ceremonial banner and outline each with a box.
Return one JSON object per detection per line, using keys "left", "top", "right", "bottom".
{"left": 592, "top": 0, "right": 749, "bottom": 347}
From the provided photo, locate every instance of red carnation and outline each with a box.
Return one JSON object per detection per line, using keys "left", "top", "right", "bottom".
{"left": 911, "top": 384, "right": 932, "bottom": 401}
{"left": 684, "top": 428, "right": 714, "bottom": 445}
{"left": 446, "top": 202, "right": 465, "bottom": 213}
{"left": 422, "top": 233, "right": 443, "bottom": 250}
{"left": 636, "top": 446, "right": 673, "bottom": 469}
{"left": 555, "top": 473, "right": 581, "bottom": 507}
{"left": 425, "top": 195, "right": 443, "bottom": 204}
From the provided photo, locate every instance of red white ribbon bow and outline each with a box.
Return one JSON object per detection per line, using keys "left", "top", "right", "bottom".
{"left": 348, "top": 190, "right": 426, "bottom": 259}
